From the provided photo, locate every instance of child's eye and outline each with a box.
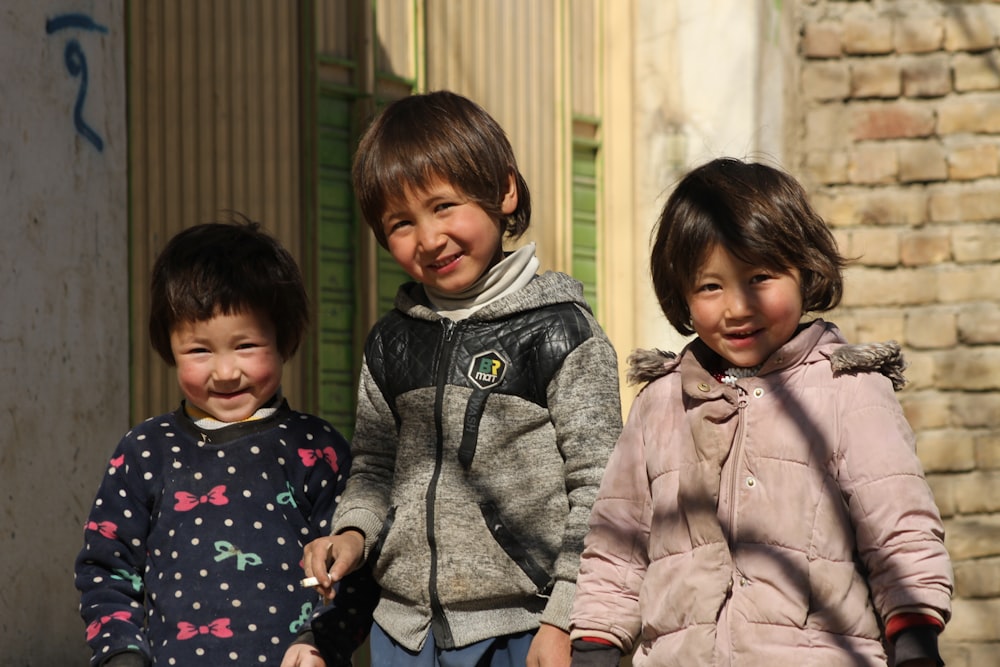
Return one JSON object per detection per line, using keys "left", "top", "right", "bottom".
{"left": 434, "top": 202, "right": 455, "bottom": 213}
{"left": 750, "top": 272, "right": 774, "bottom": 284}
{"left": 696, "top": 282, "right": 721, "bottom": 293}
{"left": 386, "top": 219, "right": 411, "bottom": 234}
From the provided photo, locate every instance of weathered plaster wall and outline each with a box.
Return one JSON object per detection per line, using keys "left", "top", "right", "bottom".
{"left": 0, "top": 2, "right": 128, "bottom": 663}
{"left": 632, "top": 0, "right": 790, "bottom": 358}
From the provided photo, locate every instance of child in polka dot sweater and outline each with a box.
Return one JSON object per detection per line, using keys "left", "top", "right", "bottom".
{"left": 75, "top": 220, "right": 377, "bottom": 667}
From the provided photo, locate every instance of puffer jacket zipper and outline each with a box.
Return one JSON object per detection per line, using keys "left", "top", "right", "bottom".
{"left": 427, "top": 318, "right": 456, "bottom": 646}
{"left": 725, "top": 385, "right": 749, "bottom": 544}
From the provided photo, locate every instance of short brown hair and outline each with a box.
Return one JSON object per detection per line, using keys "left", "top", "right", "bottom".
{"left": 650, "top": 157, "right": 845, "bottom": 335}
{"left": 352, "top": 90, "right": 531, "bottom": 248}
{"left": 148, "top": 219, "right": 309, "bottom": 365}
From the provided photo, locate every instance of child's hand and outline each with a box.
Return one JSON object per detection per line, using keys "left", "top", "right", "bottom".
{"left": 302, "top": 530, "right": 365, "bottom": 601}
{"left": 279, "top": 643, "right": 326, "bottom": 667}
{"left": 526, "top": 623, "right": 571, "bottom": 667}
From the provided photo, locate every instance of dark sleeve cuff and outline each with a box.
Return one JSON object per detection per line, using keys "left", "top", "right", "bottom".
{"left": 893, "top": 625, "right": 944, "bottom": 666}
{"left": 292, "top": 629, "right": 317, "bottom": 648}
{"left": 100, "top": 652, "right": 147, "bottom": 667}
{"left": 570, "top": 638, "right": 622, "bottom": 667}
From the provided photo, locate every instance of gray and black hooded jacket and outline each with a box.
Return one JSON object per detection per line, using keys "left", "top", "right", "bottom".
{"left": 332, "top": 270, "right": 622, "bottom": 652}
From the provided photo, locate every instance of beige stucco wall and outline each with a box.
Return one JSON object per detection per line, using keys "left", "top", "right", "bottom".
{"left": 0, "top": 2, "right": 128, "bottom": 663}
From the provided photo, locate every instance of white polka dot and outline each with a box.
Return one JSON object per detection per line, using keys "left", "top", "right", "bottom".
{"left": 194, "top": 472, "right": 203, "bottom": 480}
{"left": 228, "top": 466, "right": 237, "bottom": 474}
{"left": 143, "top": 472, "right": 153, "bottom": 480}
{"left": 232, "top": 599, "right": 242, "bottom": 607}
{"left": 253, "top": 521, "right": 263, "bottom": 530}
{"left": 199, "top": 569, "right": 208, "bottom": 577}
{"left": 191, "top": 538, "right": 199, "bottom": 546}
{"left": 220, "top": 583, "right": 230, "bottom": 591}
{"left": 193, "top": 601, "right": 201, "bottom": 610}
{"left": 217, "top": 450, "right": 225, "bottom": 458}
{"left": 251, "top": 446, "right": 261, "bottom": 454}
{"left": 225, "top": 519, "right": 234, "bottom": 527}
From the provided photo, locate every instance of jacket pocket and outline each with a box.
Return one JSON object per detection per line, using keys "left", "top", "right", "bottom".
{"left": 479, "top": 501, "right": 553, "bottom": 594}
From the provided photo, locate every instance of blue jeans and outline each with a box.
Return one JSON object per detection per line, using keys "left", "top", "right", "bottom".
{"left": 370, "top": 622, "right": 535, "bottom": 667}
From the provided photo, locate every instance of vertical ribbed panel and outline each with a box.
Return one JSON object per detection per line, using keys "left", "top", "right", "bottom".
{"left": 423, "top": 0, "right": 560, "bottom": 270}
{"left": 128, "top": 0, "right": 302, "bottom": 422}
{"left": 571, "top": 0, "right": 598, "bottom": 117}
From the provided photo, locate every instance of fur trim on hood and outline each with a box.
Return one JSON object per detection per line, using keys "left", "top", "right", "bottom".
{"left": 626, "top": 341, "right": 907, "bottom": 391}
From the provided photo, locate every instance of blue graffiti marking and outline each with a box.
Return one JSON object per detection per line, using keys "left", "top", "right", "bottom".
{"left": 45, "top": 13, "right": 108, "bottom": 152}
{"left": 45, "top": 13, "right": 108, "bottom": 35}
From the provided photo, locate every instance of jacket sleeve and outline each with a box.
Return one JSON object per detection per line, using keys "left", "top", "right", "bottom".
{"left": 300, "top": 420, "right": 379, "bottom": 658}
{"left": 331, "top": 357, "right": 398, "bottom": 556}
{"left": 836, "top": 373, "right": 953, "bottom": 626}
{"left": 75, "top": 439, "right": 155, "bottom": 666}
{"left": 569, "top": 388, "right": 652, "bottom": 651}
{"left": 541, "top": 326, "right": 623, "bottom": 631}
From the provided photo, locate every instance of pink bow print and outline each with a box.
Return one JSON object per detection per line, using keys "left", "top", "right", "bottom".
{"left": 177, "top": 617, "right": 234, "bottom": 640}
{"left": 298, "top": 447, "right": 339, "bottom": 471}
{"left": 86, "top": 520, "right": 118, "bottom": 539}
{"left": 86, "top": 610, "right": 131, "bottom": 640}
{"left": 174, "top": 485, "right": 229, "bottom": 511}
{"left": 109, "top": 454, "right": 124, "bottom": 469}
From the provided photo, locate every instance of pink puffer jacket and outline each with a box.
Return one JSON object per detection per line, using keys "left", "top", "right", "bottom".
{"left": 570, "top": 320, "right": 952, "bottom": 667}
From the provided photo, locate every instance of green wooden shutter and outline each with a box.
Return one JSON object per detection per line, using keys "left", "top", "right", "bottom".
{"left": 376, "top": 246, "right": 412, "bottom": 315}
{"left": 572, "top": 132, "right": 600, "bottom": 312}
{"left": 316, "top": 92, "right": 358, "bottom": 437}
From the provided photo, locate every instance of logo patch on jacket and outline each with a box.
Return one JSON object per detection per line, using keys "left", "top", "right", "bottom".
{"left": 468, "top": 351, "right": 508, "bottom": 390}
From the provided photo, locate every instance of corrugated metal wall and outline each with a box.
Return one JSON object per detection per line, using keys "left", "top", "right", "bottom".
{"left": 128, "top": 0, "right": 303, "bottom": 421}
{"left": 424, "top": 0, "right": 565, "bottom": 270}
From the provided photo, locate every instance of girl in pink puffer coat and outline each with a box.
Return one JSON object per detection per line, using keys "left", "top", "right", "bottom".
{"left": 569, "top": 158, "right": 952, "bottom": 667}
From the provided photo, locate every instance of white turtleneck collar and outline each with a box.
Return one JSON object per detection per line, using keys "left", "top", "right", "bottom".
{"left": 424, "top": 243, "right": 539, "bottom": 320}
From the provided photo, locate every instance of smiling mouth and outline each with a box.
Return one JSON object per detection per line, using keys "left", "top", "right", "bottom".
{"left": 428, "top": 253, "right": 462, "bottom": 270}
{"left": 211, "top": 390, "right": 246, "bottom": 399}
{"left": 726, "top": 329, "right": 759, "bottom": 340}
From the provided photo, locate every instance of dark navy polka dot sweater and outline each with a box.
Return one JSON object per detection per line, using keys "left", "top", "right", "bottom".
{"left": 75, "top": 400, "right": 376, "bottom": 666}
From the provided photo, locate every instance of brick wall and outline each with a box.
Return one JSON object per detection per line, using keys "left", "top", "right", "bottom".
{"left": 796, "top": 1, "right": 1000, "bottom": 663}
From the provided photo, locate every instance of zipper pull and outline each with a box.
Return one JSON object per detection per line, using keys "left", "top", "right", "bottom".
{"left": 442, "top": 319, "right": 455, "bottom": 341}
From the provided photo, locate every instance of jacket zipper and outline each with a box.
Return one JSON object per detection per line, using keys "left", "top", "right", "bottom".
{"left": 726, "top": 386, "right": 749, "bottom": 544}
{"left": 426, "top": 319, "right": 455, "bottom": 646}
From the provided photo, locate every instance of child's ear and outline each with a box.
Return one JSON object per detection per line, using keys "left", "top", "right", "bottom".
{"left": 501, "top": 173, "right": 518, "bottom": 215}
